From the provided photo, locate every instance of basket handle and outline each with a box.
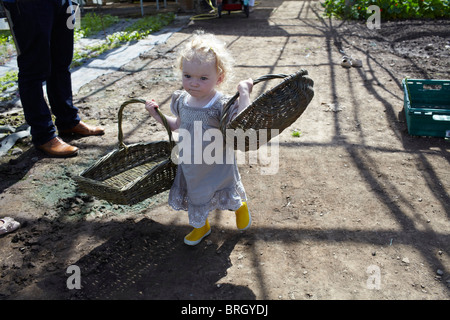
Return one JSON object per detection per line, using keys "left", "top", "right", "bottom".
{"left": 220, "top": 73, "right": 289, "bottom": 128}
{"left": 117, "top": 98, "right": 174, "bottom": 150}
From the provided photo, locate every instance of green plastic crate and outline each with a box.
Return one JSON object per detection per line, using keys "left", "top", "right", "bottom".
{"left": 402, "top": 78, "right": 450, "bottom": 138}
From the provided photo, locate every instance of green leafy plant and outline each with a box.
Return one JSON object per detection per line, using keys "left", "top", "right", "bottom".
{"left": 0, "top": 70, "right": 18, "bottom": 101}
{"left": 74, "top": 12, "right": 120, "bottom": 40}
{"left": 0, "top": 30, "right": 16, "bottom": 65}
{"left": 0, "top": 30, "right": 13, "bottom": 46}
{"left": 0, "top": 70, "right": 17, "bottom": 91}
{"left": 322, "top": 0, "right": 450, "bottom": 20}
{"left": 291, "top": 130, "right": 302, "bottom": 137}
{"left": 71, "top": 13, "right": 175, "bottom": 67}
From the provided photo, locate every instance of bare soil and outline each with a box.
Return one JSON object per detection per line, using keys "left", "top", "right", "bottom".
{"left": 0, "top": 0, "right": 449, "bottom": 301}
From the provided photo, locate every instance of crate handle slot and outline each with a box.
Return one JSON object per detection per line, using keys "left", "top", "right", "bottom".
{"left": 423, "top": 84, "right": 442, "bottom": 91}
{"left": 432, "top": 115, "right": 450, "bottom": 122}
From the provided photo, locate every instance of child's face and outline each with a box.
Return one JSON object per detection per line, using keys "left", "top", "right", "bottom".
{"left": 182, "top": 58, "right": 223, "bottom": 101}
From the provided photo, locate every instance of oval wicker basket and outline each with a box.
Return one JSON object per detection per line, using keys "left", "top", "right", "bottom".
{"left": 74, "top": 99, "right": 177, "bottom": 205}
{"left": 220, "top": 69, "right": 314, "bottom": 151}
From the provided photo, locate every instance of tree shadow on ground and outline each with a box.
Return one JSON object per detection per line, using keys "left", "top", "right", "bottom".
{"left": 8, "top": 217, "right": 255, "bottom": 300}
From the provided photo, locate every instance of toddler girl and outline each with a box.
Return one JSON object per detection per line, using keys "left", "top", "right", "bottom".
{"left": 145, "top": 31, "right": 252, "bottom": 245}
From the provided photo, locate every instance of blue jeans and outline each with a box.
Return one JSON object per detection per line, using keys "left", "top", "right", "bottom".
{"left": 4, "top": 0, "right": 80, "bottom": 146}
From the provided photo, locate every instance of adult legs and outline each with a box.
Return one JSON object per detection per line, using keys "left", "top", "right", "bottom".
{"left": 47, "top": 0, "right": 81, "bottom": 132}
{"left": 4, "top": 0, "right": 80, "bottom": 146}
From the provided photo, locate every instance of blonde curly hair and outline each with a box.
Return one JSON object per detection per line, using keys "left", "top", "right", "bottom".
{"left": 177, "top": 30, "right": 234, "bottom": 87}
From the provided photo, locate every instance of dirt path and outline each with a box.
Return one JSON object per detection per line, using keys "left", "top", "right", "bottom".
{"left": 0, "top": 0, "right": 449, "bottom": 300}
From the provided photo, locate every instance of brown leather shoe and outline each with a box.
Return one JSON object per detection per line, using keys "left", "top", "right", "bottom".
{"left": 37, "top": 137, "right": 79, "bottom": 157}
{"left": 59, "top": 121, "right": 105, "bottom": 136}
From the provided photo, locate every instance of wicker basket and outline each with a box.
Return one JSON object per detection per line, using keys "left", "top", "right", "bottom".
{"left": 74, "top": 99, "right": 177, "bottom": 205}
{"left": 220, "top": 69, "right": 314, "bottom": 151}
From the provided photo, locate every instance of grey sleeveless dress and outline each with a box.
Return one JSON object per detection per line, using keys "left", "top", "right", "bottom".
{"left": 168, "top": 90, "right": 247, "bottom": 228}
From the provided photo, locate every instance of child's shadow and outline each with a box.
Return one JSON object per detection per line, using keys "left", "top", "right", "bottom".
{"left": 65, "top": 218, "right": 255, "bottom": 300}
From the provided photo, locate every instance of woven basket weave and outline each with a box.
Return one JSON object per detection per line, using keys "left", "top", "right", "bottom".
{"left": 220, "top": 69, "right": 314, "bottom": 151}
{"left": 74, "top": 99, "right": 177, "bottom": 205}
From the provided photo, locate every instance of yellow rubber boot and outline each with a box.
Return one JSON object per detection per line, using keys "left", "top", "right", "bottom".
{"left": 235, "top": 202, "right": 251, "bottom": 230}
{"left": 184, "top": 219, "right": 211, "bottom": 246}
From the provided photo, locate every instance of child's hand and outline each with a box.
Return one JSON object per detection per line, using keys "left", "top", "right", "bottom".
{"left": 145, "top": 99, "right": 159, "bottom": 118}
{"left": 238, "top": 78, "right": 253, "bottom": 95}
{"left": 236, "top": 78, "right": 253, "bottom": 115}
